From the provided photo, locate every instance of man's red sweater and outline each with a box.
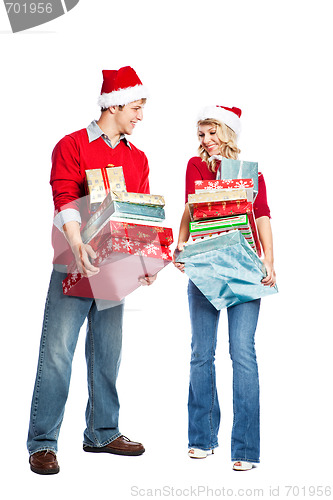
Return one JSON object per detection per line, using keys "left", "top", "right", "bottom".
{"left": 50, "top": 128, "right": 150, "bottom": 266}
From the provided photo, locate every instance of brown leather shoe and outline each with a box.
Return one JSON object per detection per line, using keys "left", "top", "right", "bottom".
{"left": 29, "top": 451, "right": 60, "bottom": 475}
{"left": 83, "top": 435, "right": 145, "bottom": 456}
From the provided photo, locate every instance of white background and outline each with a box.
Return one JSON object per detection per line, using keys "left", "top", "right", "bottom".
{"left": 1, "top": 1, "right": 332, "bottom": 498}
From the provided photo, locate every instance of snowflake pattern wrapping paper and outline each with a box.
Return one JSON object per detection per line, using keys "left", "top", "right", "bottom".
{"left": 82, "top": 219, "right": 173, "bottom": 250}
{"left": 63, "top": 224, "right": 173, "bottom": 301}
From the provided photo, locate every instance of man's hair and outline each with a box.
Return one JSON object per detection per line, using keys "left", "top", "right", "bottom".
{"left": 100, "top": 105, "right": 124, "bottom": 112}
{"left": 100, "top": 98, "right": 147, "bottom": 113}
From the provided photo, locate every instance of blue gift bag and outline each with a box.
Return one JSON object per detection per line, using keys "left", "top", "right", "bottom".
{"left": 217, "top": 158, "right": 259, "bottom": 199}
{"left": 176, "top": 231, "right": 277, "bottom": 310}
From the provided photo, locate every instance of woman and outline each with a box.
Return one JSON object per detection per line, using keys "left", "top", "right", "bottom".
{"left": 174, "top": 105, "right": 276, "bottom": 471}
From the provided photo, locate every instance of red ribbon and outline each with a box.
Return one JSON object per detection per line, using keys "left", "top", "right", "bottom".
{"left": 101, "top": 167, "right": 111, "bottom": 194}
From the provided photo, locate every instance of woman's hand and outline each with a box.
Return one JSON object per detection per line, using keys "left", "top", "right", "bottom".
{"left": 256, "top": 216, "right": 276, "bottom": 287}
{"left": 173, "top": 242, "right": 186, "bottom": 273}
{"left": 261, "top": 258, "right": 276, "bottom": 287}
{"left": 173, "top": 204, "right": 191, "bottom": 273}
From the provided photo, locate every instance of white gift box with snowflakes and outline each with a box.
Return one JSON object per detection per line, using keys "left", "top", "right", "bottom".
{"left": 195, "top": 179, "right": 254, "bottom": 202}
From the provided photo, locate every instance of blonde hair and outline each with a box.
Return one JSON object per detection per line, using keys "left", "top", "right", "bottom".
{"left": 197, "top": 119, "right": 241, "bottom": 172}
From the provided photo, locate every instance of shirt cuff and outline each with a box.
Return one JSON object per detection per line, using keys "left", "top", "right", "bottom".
{"left": 53, "top": 208, "right": 82, "bottom": 231}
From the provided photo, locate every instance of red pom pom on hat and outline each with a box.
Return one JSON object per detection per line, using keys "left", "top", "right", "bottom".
{"left": 197, "top": 105, "right": 242, "bottom": 135}
{"left": 98, "top": 66, "right": 149, "bottom": 108}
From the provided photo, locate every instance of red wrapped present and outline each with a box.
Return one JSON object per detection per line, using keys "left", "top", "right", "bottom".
{"left": 63, "top": 235, "right": 172, "bottom": 301}
{"left": 103, "top": 220, "right": 173, "bottom": 244}
{"left": 82, "top": 219, "right": 173, "bottom": 250}
{"left": 191, "top": 199, "right": 253, "bottom": 221}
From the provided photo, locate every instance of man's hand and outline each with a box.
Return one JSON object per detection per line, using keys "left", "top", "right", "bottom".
{"left": 72, "top": 242, "right": 100, "bottom": 277}
{"left": 62, "top": 221, "right": 99, "bottom": 277}
{"left": 139, "top": 274, "right": 157, "bottom": 286}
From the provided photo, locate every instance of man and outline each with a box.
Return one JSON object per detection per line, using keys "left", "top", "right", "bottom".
{"left": 27, "top": 66, "right": 154, "bottom": 475}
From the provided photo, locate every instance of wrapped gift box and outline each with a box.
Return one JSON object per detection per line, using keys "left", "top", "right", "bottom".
{"left": 63, "top": 235, "right": 172, "bottom": 301}
{"left": 110, "top": 191, "right": 165, "bottom": 206}
{"left": 86, "top": 165, "right": 127, "bottom": 208}
{"left": 109, "top": 200, "right": 165, "bottom": 221}
{"left": 217, "top": 159, "right": 258, "bottom": 198}
{"left": 190, "top": 214, "right": 257, "bottom": 253}
{"left": 101, "top": 220, "right": 173, "bottom": 246}
{"left": 188, "top": 188, "right": 247, "bottom": 205}
{"left": 191, "top": 199, "right": 253, "bottom": 221}
{"left": 175, "top": 231, "right": 277, "bottom": 310}
{"left": 82, "top": 219, "right": 173, "bottom": 252}
{"left": 195, "top": 179, "right": 254, "bottom": 202}
{"left": 190, "top": 214, "right": 250, "bottom": 233}
{"left": 190, "top": 211, "right": 261, "bottom": 256}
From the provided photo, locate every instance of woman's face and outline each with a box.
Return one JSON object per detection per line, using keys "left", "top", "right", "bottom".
{"left": 198, "top": 123, "right": 222, "bottom": 156}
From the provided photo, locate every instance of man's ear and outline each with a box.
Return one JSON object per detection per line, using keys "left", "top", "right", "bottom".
{"left": 108, "top": 106, "right": 118, "bottom": 115}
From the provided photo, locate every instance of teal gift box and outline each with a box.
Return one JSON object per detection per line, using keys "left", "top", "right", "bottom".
{"left": 217, "top": 158, "right": 258, "bottom": 199}
{"left": 176, "top": 231, "right": 277, "bottom": 310}
{"left": 110, "top": 200, "right": 165, "bottom": 221}
{"left": 82, "top": 191, "right": 165, "bottom": 243}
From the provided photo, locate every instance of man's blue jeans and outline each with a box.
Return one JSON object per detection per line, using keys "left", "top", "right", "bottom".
{"left": 187, "top": 280, "right": 261, "bottom": 463}
{"left": 27, "top": 270, "right": 124, "bottom": 455}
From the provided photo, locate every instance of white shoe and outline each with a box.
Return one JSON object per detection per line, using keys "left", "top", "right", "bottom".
{"left": 188, "top": 448, "right": 214, "bottom": 459}
{"left": 233, "top": 461, "right": 253, "bottom": 471}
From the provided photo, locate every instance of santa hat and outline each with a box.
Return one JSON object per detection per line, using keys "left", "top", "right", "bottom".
{"left": 197, "top": 105, "right": 242, "bottom": 135}
{"left": 98, "top": 66, "right": 149, "bottom": 108}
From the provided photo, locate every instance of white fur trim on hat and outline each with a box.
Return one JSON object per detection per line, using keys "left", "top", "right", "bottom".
{"left": 197, "top": 106, "right": 241, "bottom": 135}
{"left": 98, "top": 84, "right": 149, "bottom": 108}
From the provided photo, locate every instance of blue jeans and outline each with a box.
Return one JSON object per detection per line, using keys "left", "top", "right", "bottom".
{"left": 27, "top": 270, "right": 124, "bottom": 455}
{"left": 187, "top": 280, "right": 261, "bottom": 463}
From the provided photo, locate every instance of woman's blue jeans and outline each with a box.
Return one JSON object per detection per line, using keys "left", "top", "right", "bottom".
{"left": 27, "top": 270, "right": 124, "bottom": 455}
{"left": 187, "top": 280, "right": 261, "bottom": 463}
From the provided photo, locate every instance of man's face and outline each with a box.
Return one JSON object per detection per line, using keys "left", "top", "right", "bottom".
{"left": 114, "top": 100, "right": 145, "bottom": 135}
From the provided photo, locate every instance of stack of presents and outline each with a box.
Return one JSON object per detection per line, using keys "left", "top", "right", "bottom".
{"left": 176, "top": 158, "right": 278, "bottom": 309}
{"left": 62, "top": 165, "right": 173, "bottom": 302}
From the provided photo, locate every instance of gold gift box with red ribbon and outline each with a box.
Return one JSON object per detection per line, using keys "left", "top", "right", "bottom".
{"left": 86, "top": 165, "right": 126, "bottom": 205}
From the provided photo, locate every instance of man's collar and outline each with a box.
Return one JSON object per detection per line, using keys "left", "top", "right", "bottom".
{"left": 86, "top": 120, "right": 131, "bottom": 149}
